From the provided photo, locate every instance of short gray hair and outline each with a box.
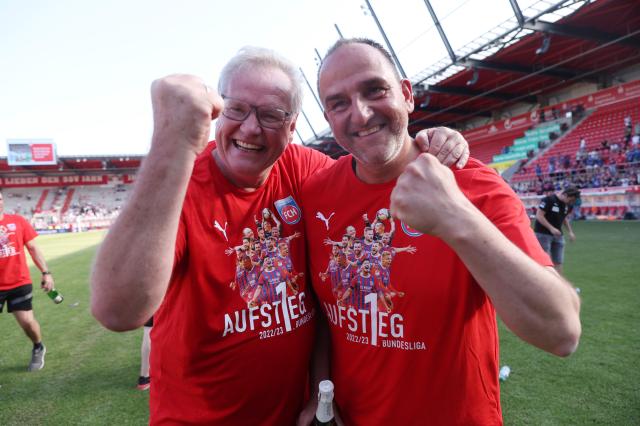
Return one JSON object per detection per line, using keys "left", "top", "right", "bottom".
{"left": 217, "top": 46, "right": 304, "bottom": 114}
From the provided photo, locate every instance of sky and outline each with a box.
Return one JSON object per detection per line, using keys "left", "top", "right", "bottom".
{"left": 0, "top": 0, "right": 544, "bottom": 157}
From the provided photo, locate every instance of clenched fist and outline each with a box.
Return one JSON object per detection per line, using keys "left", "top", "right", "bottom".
{"left": 390, "top": 153, "right": 474, "bottom": 238}
{"left": 151, "top": 74, "right": 224, "bottom": 156}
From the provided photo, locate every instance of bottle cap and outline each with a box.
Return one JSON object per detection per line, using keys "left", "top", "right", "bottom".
{"left": 319, "top": 380, "right": 334, "bottom": 394}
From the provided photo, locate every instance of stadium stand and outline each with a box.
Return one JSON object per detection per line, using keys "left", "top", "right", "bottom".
{"left": 2, "top": 0, "right": 639, "bottom": 227}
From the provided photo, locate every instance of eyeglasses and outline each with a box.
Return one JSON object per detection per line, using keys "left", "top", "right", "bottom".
{"left": 221, "top": 95, "right": 292, "bottom": 130}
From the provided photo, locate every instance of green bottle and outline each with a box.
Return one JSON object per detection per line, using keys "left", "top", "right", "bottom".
{"left": 47, "top": 288, "right": 64, "bottom": 304}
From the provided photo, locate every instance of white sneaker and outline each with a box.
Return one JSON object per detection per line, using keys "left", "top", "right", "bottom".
{"left": 28, "top": 344, "right": 46, "bottom": 371}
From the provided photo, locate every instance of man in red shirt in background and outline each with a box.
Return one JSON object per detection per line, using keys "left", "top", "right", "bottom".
{"left": 0, "top": 189, "right": 55, "bottom": 371}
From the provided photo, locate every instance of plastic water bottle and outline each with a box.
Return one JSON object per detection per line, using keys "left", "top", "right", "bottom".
{"left": 47, "top": 288, "right": 64, "bottom": 304}
{"left": 499, "top": 365, "right": 511, "bottom": 381}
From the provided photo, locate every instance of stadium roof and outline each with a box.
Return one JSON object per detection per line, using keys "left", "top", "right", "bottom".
{"left": 306, "top": 0, "right": 640, "bottom": 153}
{"left": 408, "top": 0, "right": 640, "bottom": 133}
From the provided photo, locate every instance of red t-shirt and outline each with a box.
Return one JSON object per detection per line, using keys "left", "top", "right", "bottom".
{"left": 150, "top": 142, "right": 332, "bottom": 425}
{"left": 301, "top": 156, "right": 552, "bottom": 426}
{"left": 0, "top": 214, "right": 38, "bottom": 291}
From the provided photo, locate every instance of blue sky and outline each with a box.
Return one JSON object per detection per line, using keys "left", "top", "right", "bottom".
{"left": 0, "top": 0, "right": 529, "bottom": 157}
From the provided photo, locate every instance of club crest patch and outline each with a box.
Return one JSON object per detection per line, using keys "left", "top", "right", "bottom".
{"left": 7, "top": 223, "right": 16, "bottom": 231}
{"left": 401, "top": 221, "right": 423, "bottom": 237}
{"left": 274, "top": 196, "right": 302, "bottom": 225}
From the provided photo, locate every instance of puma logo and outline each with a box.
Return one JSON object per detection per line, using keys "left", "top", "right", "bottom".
{"left": 214, "top": 220, "right": 229, "bottom": 241}
{"left": 315, "top": 211, "right": 335, "bottom": 230}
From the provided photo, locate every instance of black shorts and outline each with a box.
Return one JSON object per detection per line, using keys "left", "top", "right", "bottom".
{"left": 144, "top": 316, "right": 154, "bottom": 327}
{"left": 0, "top": 284, "right": 34, "bottom": 313}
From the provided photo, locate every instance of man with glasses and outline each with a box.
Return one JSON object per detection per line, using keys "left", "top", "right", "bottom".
{"left": 91, "top": 46, "right": 468, "bottom": 424}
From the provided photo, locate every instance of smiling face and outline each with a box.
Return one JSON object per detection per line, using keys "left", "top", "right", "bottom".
{"left": 319, "top": 42, "right": 414, "bottom": 178}
{"left": 214, "top": 64, "right": 297, "bottom": 190}
{"left": 353, "top": 241, "right": 362, "bottom": 254}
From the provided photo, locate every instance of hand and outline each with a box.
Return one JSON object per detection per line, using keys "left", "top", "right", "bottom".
{"left": 150, "top": 74, "right": 224, "bottom": 156}
{"left": 390, "top": 153, "right": 473, "bottom": 238}
{"left": 551, "top": 228, "right": 562, "bottom": 237}
{"left": 414, "top": 127, "right": 470, "bottom": 169}
{"left": 296, "top": 397, "right": 317, "bottom": 426}
{"left": 568, "top": 231, "right": 576, "bottom": 241}
{"left": 297, "top": 397, "right": 344, "bottom": 426}
{"left": 40, "top": 274, "right": 54, "bottom": 292}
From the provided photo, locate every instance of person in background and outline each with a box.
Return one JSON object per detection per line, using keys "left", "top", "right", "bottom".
{"left": 534, "top": 186, "right": 581, "bottom": 274}
{"left": 137, "top": 316, "right": 153, "bottom": 390}
{"left": 0, "top": 189, "right": 55, "bottom": 371}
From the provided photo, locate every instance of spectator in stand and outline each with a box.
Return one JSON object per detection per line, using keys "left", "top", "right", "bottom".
{"left": 562, "top": 154, "right": 571, "bottom": 170}
{"left": 624, "top": 115, "right": 632, "bottom": 134}
{"left": 551, "top": 107, "right": 559, "bottom": 120}
{"left": 543, "top": 180, "right": 555, "bottom": 195}
{"left": 548, "top": 156, "right": 557, "bottom": 174}
{"left": 0, "top": 190, "right": 55, "bottom": 371}
{"left": 536, "top": 163, "right": 543, "bottom": 179}
{"left": 579, "top": 137, "right": 586, "bottom": 151}
{"left": 534, "top": 186, "right": 580, "bottom": 274}
{"left": 631, "top": 133, "right": 639, "bottom": 148}
{"left": 610, "top": 141, "right": 619, "bottom": 153}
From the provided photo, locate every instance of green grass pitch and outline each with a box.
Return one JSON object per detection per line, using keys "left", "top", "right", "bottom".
{"left": 0, "top": 222, "right": 638, "bottom": 425}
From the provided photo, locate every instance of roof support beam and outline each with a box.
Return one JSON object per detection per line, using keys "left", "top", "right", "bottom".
{"left": 415, "top": 105, "right": 492, "bottom": 117}
{"left": 524, "top": 20, "right": 640, "bottom": 49}
{"left": 422, "top": 0, "right": 457, "bottom": 63}
{"left": 410, "top": 119, "right": 446, "bottom": 129}
{"left": 458, "top": 58, "right": 583, "bottom": 80}
{"left": 509, "top": 0, "right": 525, "bottom": 26}
{"left": 425, "top": 84, "right": 538, "bottom": 104}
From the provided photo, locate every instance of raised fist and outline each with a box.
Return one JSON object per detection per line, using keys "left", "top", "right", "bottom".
{"left": 151, "top": 74, "right": 224, "bottom": 156}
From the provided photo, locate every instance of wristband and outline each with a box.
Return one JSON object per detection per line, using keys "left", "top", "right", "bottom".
{"left": 42, "top": 271, "right": 52, "bottom": 276}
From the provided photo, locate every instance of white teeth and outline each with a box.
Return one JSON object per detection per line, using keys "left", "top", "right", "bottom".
{"left": 357, "top": 125, "right": 381, "bottom": 137}
{"left": 235, "top": 140, "right": 261, "bottom": 150}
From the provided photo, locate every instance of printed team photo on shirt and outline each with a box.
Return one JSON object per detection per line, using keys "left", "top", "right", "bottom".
{"left": 318, "top": 208, "right": 415, "bottom": 314}
{"left": 313, "top": 207, "right": 426, "bottom": 350}
{"left": 217, "top": 202, "right": 314, "bottom": 342}
{"left": 0, "top": 223, "right": 18, "bottom": 258}
{"left": 226, "top": 207, "right": 303, "bottom": 308}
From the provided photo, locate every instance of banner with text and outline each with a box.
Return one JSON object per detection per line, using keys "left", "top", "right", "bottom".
{"left": 464, "top": 80, "right": 640, "bottom": 142}
{"left": 0, "top": 175, "right": 108, "bottom": 187}
{"left": 6, "top": 139, "right": 57, "bottom": 166}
